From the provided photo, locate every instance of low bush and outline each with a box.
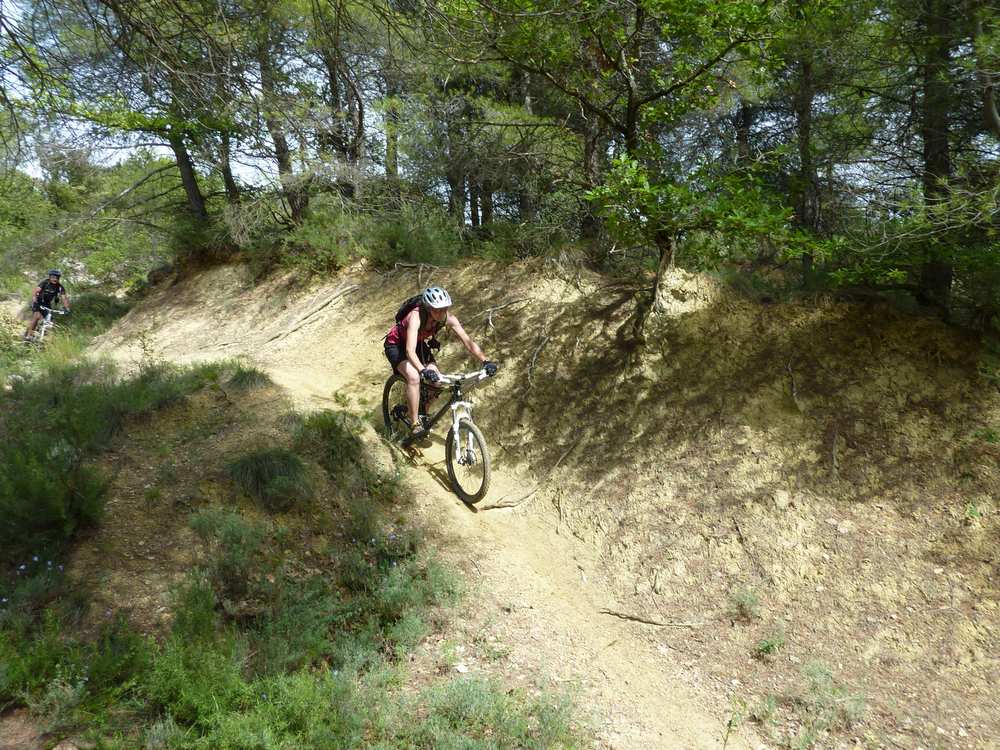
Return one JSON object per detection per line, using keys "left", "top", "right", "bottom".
{"left": 226, "top": 363, "right": 272, "bottom": 390}
{"left": 189, "top": 510, "right": 268, "bottom": 599}
{"left": 226, "top": 447, "right": 313, "bottom": 513}
{"left": 63, "top": 292, "right": 130, "bottom": 334}
{"left": 364, "top": 203, "right": 463, "bottom": 269}
{"left": 0, "top": 361, "right": 222, "bottom": 560}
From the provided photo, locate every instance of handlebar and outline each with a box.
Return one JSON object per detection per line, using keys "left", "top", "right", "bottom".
{"left": 433, "top": 368, "right": 493, "bottom": 386}
{"left": 39, "top": 306, "right": 68, "bottom": 315}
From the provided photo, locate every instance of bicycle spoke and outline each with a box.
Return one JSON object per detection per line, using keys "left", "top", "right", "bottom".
{"left": 446, "top": 420, "right": 490, "bottom": 504}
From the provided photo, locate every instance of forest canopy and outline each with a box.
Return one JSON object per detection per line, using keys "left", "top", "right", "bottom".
{"left": 0, "top": 0, "right": 998, "bottom": 329}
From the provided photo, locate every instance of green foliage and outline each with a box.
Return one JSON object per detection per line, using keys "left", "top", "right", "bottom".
{"left": 0, "top": 361, "right": 221, "bottom": 559}
{"left": 728, "top": 587, "right": 762, "bottom": 622}
{"left": 365, "top": 203, "right": 464, "bottom": 269}
{"left": 293, "top": 410, "right": 364, "bottom": 479}
{"left": 251, "top": 577, "right": 336, "bottom": 676}
{"left": 189, "top": 509, "right": 268, "bottom": 599}
{"left": 753, "top": 630, "right": 786, "bottom": 660}
{"left": 63, "top": 292, "right": 130, "bottom": 335}
{"left": 226, "top": 363, "right": 272, "bottom": 390}
{"left": 283, "top": 195, "right": 361, "bottom": 273}
{"left": 792, "top": 662, "right": 866, "bottom": 748}
{"left": 226, "top": 447, "right": 313, "bottom": 513}
{"left": 145, "top": 632, "right": 250, "bottom": 728}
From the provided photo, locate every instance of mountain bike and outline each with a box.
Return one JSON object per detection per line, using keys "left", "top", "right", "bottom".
{"left": 26, "top": 306, "right": 68, "bottom": 344}
{"left": 381, "top": 367, "right": 495, "bottom": 504}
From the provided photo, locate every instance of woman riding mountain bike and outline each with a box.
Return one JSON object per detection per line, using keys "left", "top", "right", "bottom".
{"left": 383, "top": 286, "right": 497, "bottom": 440}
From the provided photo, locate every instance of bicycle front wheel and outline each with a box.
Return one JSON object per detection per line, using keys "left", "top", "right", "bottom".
{"left": 445, "top": 419, "right": 491, "bottom": 504}
{"left": 381, "top": 374, "right": 409, "bottom": 441}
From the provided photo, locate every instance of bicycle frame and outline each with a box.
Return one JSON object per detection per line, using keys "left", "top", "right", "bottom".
{"left": 407, "top": 369, "right": 488, "bottom": 448}
{"left": 32, "top": 306, "right": 65, "bottom": 342}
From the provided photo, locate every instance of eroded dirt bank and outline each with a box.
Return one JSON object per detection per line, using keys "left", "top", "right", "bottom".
{"left": 90, "top": 259, "right": 999, "bottom": 749}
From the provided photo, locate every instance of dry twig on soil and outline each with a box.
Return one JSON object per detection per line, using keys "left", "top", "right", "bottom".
{"left": 527, "top": 334, "right": 551, "bottom": 386}
{"left": 599, "top": 609, "right": 702, "bottom": 628}
{"left": 733, "top": 517, "right": 772, "bottom": 583}
{"left": 479, "top": 438, "right": 581, "bottom": 510}
{"left": 469, "top": 298, "right": 531, "bottom": 333}
{"left": 392, "top": 262, "right": 440, "bottom": 287}
{"left": 263, "top": 283, "right": 359, "bottom": 344}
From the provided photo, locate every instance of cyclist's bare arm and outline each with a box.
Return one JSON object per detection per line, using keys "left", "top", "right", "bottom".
{"left": 403, "top": 308, "right": 426, "bottom": 372}
{"left": 446, "top": 314, "right": 487, "bottom": 364}
{"left": 61, "top": 291, "right": 70, "bottom": 311}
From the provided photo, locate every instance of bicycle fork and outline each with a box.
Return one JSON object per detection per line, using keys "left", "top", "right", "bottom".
{"left": 450, "top": 400, "right": 476, "bottom": 465}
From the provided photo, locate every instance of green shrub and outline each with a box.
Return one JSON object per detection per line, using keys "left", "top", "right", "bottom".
{"left": 170, "top": 574, "right": 220, "bottom": 643}
{"left": 85, "top": 614, "right": 153, "bottom": 697}
{"left": 283, "top": 196, "right": 362, "bottom": 273}
{"left": 293, "top": 410, "right": 364, "bottom": 478}
{"left": 226, "top": 447, "right": 313, "bottom": 513}
{"left": 791, "top": 662, "right": 867, "bottom": 748}
{"left": 728, "top": 587, "right": 762, "bottom": 622}
{"left": 0, "top": 361, "right": 221, "bottom": 560}
{"left": 144, "top": 634, "right": 249, "bottom": 728}
{"left": 0, "top": 608, "right": 84, "bottom": 705}
{"left": 226, "top": 363, "right": 272, "bottom": 390}
{"left": 753, "top": 630, "right": 785, "bottom": 660}
{"left": 251, "top": 577, "right": 336, "bottom": 676}
{"left": 64, "top": 292, "right": 130, "bottom": 334}
{"left": 364, "top": 204, "right": 463, "bottom": 269}
{"left": 189, "top": 509, "right": 268, "bottom": 598}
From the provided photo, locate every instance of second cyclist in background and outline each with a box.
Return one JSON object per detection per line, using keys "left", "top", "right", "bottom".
{"left": 383, "top": 286, "right": 497, "bottom": 439}
{"left": 24, "top": 269, "right": 71, "bottom": 341}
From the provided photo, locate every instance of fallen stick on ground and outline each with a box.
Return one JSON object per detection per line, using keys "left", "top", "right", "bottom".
{"left": 479, "top": 437, "right": 581, "bottom": 510}
{"left": 263, "top": 283, "right": 359, "bottom": 344}
{"left": 599, "top": 609, "right": 702, "bottom": 628}
{"left": 469, "top": 298, "right": 531, "bottom": 323}
{"left": 733, "top": 517, "right": 772, "bottom": 583}
{"left": 527, "top": 333, "right": 551, "bottom": 386}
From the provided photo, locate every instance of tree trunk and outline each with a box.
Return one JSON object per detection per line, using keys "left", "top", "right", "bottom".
{"left": 734, "top": 101, "right": 754, "bottom": 164}
{"left": 385, "top": 92, "right": 399, "bottom": 183}
{"left": 219, "top": 131, "right": 240, "bottom": 205}
{"left": 447, "top": 170, "right": 466, "bottom": 221}
{"left": 259, "top": 48, "right": 307, "bottom": 223}
{"left": 167, "top": 131, "right": 208, "bottom": 220}
{"left": 517, "top": 190, "right": 536, "bottom": 223}
{"left": 581, "top": 117, "right": 607, "bottom": 241}
{"left": 917, "top": 0, "right": 954, "bottom": 314}
{"left": 469, "top": 179, "right": 480, "bottom": 227}
{"left": 480, "top": 181, "right": 494, "bottom": 225}
{"left": 319, "top": 50, "right": 349, "bottom": 158}
{"left": 634, "top": 230, "right": 676, "bottom": 345}
{"left": 974, "top": 13, "right": 1000, "bottom": 140}
{"left": 793, "top": 55, "right": 818, "bottom": 277}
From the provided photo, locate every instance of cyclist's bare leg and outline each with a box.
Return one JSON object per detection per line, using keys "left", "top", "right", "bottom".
{"left": 24, "top": 311, "right": 42, "bottom": 338}
{"left": 395, "top": 360, "right": 423, "bottom": 426}
{"left": 395, "top": 360, "right": 442, "bottom": 426}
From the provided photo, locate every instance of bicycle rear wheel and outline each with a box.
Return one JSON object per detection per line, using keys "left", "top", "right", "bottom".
{"left": 445, "top": 419, "right": 491, "bottom": 504}
{"left": 381, "top": 374, "right": 409, "bottom": 440}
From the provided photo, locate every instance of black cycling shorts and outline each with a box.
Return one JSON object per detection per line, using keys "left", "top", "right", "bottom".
{"left": 385, "top": 341, "right": 435, "bottom": 372}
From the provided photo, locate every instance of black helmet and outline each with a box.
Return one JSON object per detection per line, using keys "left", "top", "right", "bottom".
{"left": 47, "top": 269, "right": 62, "bottom": 278}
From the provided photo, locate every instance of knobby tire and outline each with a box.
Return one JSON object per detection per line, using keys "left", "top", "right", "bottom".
{"left": 446, "top": 419, "right": 491, "bottom": 504}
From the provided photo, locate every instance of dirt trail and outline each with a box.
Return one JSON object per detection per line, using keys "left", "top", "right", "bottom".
{"left": 90, "top": 263, "right": 762, "bottom": 750}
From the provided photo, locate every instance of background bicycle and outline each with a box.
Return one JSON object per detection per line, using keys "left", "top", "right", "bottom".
{"left": 26, "top": 305, "right": 68, "bottom": 344}
{"left": 381, "top": 367, "right": 494, "bottom": 504}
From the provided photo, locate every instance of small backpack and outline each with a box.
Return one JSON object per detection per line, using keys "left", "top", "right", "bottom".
{"left": 394, "top": 294, "right": 424, "bottom": 324}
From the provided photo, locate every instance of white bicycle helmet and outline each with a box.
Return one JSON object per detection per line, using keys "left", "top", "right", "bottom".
{"left": 422, "top": 286, "right": 452, "bottom": 309}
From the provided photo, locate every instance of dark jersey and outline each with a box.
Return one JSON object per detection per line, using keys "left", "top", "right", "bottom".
{"left": 36, "top": 280, "right": 66, "bottom": 307}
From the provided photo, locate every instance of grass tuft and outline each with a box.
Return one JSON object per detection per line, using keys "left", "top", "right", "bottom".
{"left": 226, "top": 447, "right": 313, "bottom": 513}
